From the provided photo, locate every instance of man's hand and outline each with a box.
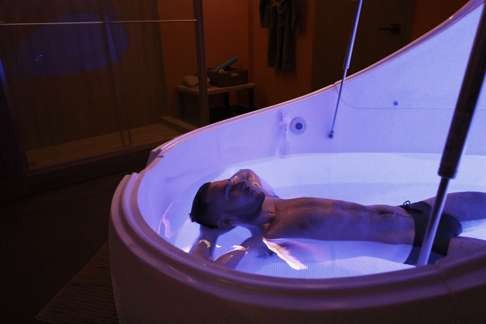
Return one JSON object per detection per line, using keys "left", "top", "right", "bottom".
{"left": 241, "top": 235, "right": 274, "bottom": 257}
{"left": 214, "top": 234, "right": 273, "bottom": 269}
{"left": 190, "top": 225, "right": 234, "bottom": 260}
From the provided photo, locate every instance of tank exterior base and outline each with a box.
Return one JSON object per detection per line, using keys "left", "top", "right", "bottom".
{"left": 110, "top": 176, "right": 486, "bottom": 324}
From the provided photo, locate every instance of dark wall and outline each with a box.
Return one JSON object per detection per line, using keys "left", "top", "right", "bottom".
{"left": 410, "top": 0, "right": 469, "bottom": 40}
{"left": 312, "top": 0, "right": 414, "bottom": 90}
{"left": 311, "top": 0, "right": 468, "bottom": 90}
{"left": 0, "top": 58, "right": 26, "bottom": 178}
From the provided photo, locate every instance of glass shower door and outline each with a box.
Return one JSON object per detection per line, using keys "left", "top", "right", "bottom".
{"left": 0, "top": 1, "right": 126, "bottom": 170}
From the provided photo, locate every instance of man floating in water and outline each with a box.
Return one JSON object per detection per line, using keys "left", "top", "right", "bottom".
{"left": 189, "top": 169, "right": 486, "bottom": 268}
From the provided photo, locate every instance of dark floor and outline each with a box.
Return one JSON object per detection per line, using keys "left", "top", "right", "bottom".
{"left": 2, "top": 173, "right": 124, "bottom": 323}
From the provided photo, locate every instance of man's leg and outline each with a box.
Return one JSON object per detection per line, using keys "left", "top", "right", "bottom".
{"left": 424, "top": 192, "right": 486, "bottom": 221}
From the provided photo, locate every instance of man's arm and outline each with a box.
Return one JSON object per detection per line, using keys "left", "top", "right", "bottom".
{"left": 214, "top": 235, "right": 272, "bottom": 269}
{"left": 213, "top": 243, "right": 249, "bottom": 269}
{"left": 189, "top": 226, "right": 227, "bottom": 260}
{"left": 190, "top": 227, "right": 273, "bottom": 269}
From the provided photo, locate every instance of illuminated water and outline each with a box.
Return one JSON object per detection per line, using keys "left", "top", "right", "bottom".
{"left": 158, "top": 153, "right": 486, "bottom": 279}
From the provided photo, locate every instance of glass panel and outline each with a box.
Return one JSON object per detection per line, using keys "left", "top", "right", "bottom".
{"left": 109, "top": 20, "right": 182, "bottom": 147}
{"left": 1, "top": 19, "right": 126, "bottom": 170}
{"left": 0, "top": 0, "right": 201, "bottom": 170}
{"left": 1, "top": 0, "right": 101, "bottom": 23}
{"left": 105, "top": 0, "right": 198, "bottom": 142}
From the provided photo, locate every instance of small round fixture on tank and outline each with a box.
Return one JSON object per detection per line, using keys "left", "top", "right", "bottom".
{"left": 290, "top": 117, "right": 306, "bottom": 135}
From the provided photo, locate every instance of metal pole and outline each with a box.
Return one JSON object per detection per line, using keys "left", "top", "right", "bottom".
{"left": 193, "top": 0, "right": 210, "bottom": 125}
{"left": 328, "top": 0, "right": 364, "bottom": 138}
{"left": 417, "top": 5, "right": 486, "bottom": 266}
{"left": 100, "top": 14, "right": 131, "bottom": 146}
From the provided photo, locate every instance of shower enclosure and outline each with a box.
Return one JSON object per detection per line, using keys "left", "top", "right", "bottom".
{"left": 0, "top": 0, "right": 198, "bottom": 180}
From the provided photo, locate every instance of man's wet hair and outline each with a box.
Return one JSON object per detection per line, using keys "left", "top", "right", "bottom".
{"left": 190, "top": 182, "right": 218, "bottom": 228}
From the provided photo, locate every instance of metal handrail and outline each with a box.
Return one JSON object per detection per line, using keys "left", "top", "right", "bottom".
{"left": 328, "top": 0, "right": 364, "bottom": 138}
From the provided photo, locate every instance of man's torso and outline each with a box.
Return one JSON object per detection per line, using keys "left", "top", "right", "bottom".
{"left": 261, "top": 197, "right": 415, "bottom": 244}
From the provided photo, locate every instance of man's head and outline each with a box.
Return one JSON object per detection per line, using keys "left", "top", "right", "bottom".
{"left": 190, "top": 176, "right": 266, "bottom": 230}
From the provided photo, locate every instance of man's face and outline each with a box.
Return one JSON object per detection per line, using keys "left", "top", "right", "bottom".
{"left": 206, "top": 175, "right": 265, "bottom": 228}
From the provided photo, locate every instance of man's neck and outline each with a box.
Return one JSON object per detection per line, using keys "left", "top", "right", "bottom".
{"left": 260, "top": 196, "right": 278, "bottom": 223}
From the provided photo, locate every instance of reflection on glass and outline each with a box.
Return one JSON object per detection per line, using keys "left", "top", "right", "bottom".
{"left": 2, "top": 23, "right": 126, "bottom": 170}
{"left": 1, "top": 0, "right": 198, "bottom": 170}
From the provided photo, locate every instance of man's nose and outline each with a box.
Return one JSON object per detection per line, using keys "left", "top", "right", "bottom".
{"left": 230, "top": 175, "right": 241, "bottom": 185}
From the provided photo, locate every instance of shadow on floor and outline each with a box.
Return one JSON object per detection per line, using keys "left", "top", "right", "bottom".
{"left": 2, "top": 173, "right": 124, "bottom": 323}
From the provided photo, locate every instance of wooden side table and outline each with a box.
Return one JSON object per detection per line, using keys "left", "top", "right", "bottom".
{"left": 177, "top": 82, "right": 256, "bottom": 122}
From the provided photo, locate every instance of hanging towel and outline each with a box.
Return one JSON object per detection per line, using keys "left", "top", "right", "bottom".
{"left": 260, "top": 0, "right": 300, "bottom": 72}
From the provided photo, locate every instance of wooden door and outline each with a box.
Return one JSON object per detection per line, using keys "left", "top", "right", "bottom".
{"left": 312, "top": 0, "right": 414, "bottom": 90}
{"left": 349, "top": 0, "right": 414, "bottom": 75}
{"left": 312, "top": 0, "right": 468, "bottom": 90}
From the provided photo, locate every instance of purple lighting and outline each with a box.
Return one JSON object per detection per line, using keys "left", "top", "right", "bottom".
{"left": 110, "top": 1, "right": 486, "bottom": 323}
{"left": 15, "top": 13, "right": 128, "bottom": 77}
